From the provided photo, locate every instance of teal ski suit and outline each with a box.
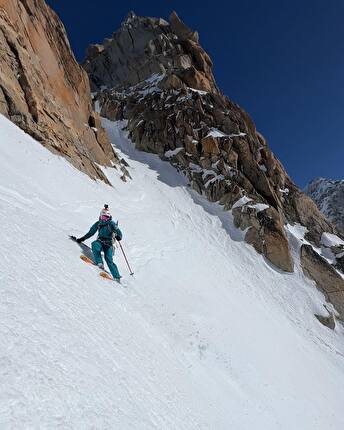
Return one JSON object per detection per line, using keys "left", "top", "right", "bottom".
{"left": 80, "top": 220, "right": 123, "bottom": 279}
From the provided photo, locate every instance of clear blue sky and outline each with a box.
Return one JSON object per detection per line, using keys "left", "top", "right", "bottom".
{"left": 47, "top": 0, "right": 344, "bottom": 187}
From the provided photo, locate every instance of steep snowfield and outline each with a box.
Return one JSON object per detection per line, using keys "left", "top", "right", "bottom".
{"left": 1, "top": 114, "right": 344, "bottom": 429}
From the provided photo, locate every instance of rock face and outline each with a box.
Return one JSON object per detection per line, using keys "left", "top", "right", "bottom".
{"left": 301, "top": 244, "right": 344, "bottom": 319}
{"left": 305, "top": 178, "right": 344, "bottom": 234}
{"left": 314, "top": 312, "right": 335, "bottom": 330}
{"left": 84, "top": 11, "right": 218, "bottom": 94}
{"left": 0, "top": 0, "right": 121, "bottom": 182}
{"left": 233, "top": 204, "right": 294, "bottom": 272}
{"left": 85, "top": 11, "right": 344, "bottom": 318}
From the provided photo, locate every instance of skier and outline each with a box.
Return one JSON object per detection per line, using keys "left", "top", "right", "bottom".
{"left": 75, "top": 205, "right": 123, "bottom": 282}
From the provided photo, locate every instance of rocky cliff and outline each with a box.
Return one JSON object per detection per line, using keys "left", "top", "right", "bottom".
{"left": 84, "top": 11, "right": 218, "bottom": 94}
{"left": 305, "top": 177, "right": 344, "bottom": 234}
{"left": 84, "top": 11, "right": 344, "bottom": 322}
{"left": 0, "top": 0, "right": 125, "bottom": 182}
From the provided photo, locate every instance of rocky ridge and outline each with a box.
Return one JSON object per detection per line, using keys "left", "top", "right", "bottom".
{"left": 0, "top": 0, "right": 128, "bottom": 182}
{"left": 84, "top": 11, "right": 218, "bottom": 94}
{"left": 85, "top": 11, "right": 344, "bottom": 323}
{"left": 305, "top": 177, "right": 344, "bottom": 234}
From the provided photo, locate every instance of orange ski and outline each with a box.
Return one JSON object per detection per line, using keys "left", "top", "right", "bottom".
{"left": 80, "top": 255, "right": 115, "bottom": 281}
{"left": 80, "top": 255, "right": 95, "bottom": 265}
{"left": 99, "top": 271, "right": 113, "bottom": 281}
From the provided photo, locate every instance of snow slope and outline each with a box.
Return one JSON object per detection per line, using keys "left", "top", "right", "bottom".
{"left": 1, "top": 114, "right": 344, "bottom": 429}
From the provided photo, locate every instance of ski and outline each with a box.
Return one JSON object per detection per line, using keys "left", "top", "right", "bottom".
{"left": 79, "top": 254, "right": 118, "bottom": 283}
{"left": 72, "top": 236, "right": 124, "bottom": 284}
{"left": 80, "top": 254, "right": 95, "bottom": 265}
{"left": 99, "top": 271, "right": 116, "bottom": 281}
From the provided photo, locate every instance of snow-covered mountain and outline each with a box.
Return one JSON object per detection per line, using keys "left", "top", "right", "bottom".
{"left": 305, "top": 177, "right": 344, "bottom": 234}
{"left": 2, "top": 114, "right": 344, "bottom": 429}
{"left": 84, "top": 11, "right": 344, "bottom": 320}
{"left": 1, "top": 2, "right": 344, "bottom": 428}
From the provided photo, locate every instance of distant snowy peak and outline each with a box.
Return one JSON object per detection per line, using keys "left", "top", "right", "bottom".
{"left": 305, "top": 178, "right": 344, "bottom": 234}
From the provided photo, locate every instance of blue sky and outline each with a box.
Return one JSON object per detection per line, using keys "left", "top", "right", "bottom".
{"left": 47, "top": 0, "right": 344, "bottom": 186}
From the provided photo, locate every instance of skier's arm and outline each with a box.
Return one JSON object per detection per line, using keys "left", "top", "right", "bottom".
{"left": 78, "top": 221, "right": 99, "bottom": 242}
{"left": 111, "top": 221, "right": 123, "bottom": 241}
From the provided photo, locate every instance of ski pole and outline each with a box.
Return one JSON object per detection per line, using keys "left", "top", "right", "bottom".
{"left": 118, "top": 241, "right": 134, "bottom": 275}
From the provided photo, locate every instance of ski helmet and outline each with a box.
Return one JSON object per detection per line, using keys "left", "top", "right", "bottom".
{"left": 99, "top": 206, "right": 111, "bottom": 221}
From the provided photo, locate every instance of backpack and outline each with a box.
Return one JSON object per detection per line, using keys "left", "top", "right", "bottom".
{"left": 97, "top": 220, "right": 116, "bottom": 246}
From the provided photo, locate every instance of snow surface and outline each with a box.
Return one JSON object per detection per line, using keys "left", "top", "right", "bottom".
{"left": 120, "top": 73, "right": 164, "bottom": 102}
{"left": 285, "top": 223, "right": 308, "bottom": 245}
{"left": 246, "top": 203, "right": 270, "bottom": 213}
{"left": 206, "top": 128, "right": 247, "bottom": 139}
{"left": 321, "top": 232, "right": 344, "bottom": 248}
{"left": 206, "top": 128, "right": 228, "bottom": 138}
{"left": 1, "top": 114, "right": 344, "bottom": 429}
{"left": 232, "top": 195, "right": 253, "bottom": 209}
{"left": 286, "top": 225, "right": 342, "bottom": 270}
{"left": 94, "top": 99, "right": 101, "bottom": 114}
{"left": 164, "top": 147, "right": 184, "bottom": 158}
{"left": 189, "top": 88, "right": 208, "bottom": 95}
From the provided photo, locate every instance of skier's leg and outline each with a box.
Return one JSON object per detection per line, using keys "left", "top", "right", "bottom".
{"left": 91, "top": 240, "right": 103, "bottom": 265}
{"left": 104, "top": 246, "right": 121, "bottom": 279}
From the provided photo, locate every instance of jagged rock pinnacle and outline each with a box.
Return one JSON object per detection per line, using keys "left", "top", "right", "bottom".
{"left": 84, "top": 11, "right": 216, "bottom": 92}
{"left": 122, "top": 11, "right": 137, "bottom": 26}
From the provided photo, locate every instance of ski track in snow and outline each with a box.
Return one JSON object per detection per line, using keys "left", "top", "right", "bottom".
{"left": 1, "top": 114, "right": 344, "bottom": 429}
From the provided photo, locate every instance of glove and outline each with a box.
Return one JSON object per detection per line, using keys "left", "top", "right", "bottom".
{"left": 76, "top": 237, "right": 84, "bottom": 243}
{"left": 115, "top": 235, "right": 122, "bottom": 241}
